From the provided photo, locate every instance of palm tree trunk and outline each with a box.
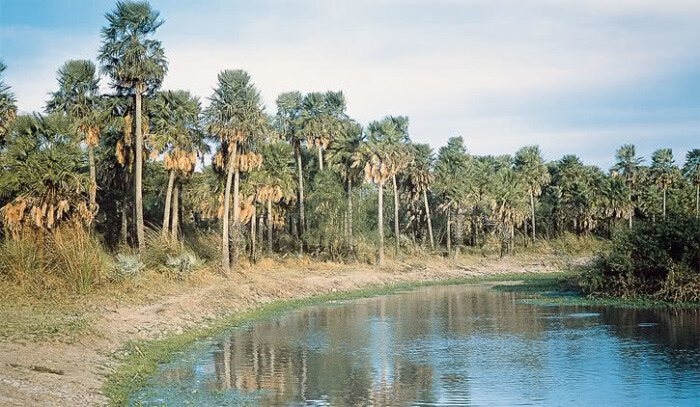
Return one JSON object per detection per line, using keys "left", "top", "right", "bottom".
{"left": 347, "top": 178, "right": 353, "bottom": 244}
{"left": 120, "top": 200, "right": 128, "bottom": 246}
{"left": 134, "top": 88, "right": 145, "bottom": 252}
{"left": 267, "top": 199, "right": 273, "bottom": 253}
{"left": 663, "top": 187, "right": 667, "bottom": 218}
{"left": 233, "top": 166, "right": 241, "bottom": 266}
{"left": 317, "top": 146, "right": 323, "bottom": 171}
{"left": 423, "top": 189, "right": 434, "bottom": 250}
{"left": 88, "top": 144, "right": 97, "bottom": 214}
{"left": 530, "top": 191, "right": 536, "bottom": 242}
{"left": 250, "top": 204, "right": 257, "bottom": 263}
{"left": 170, "top": 180, "right": 179, "bottom": 241}
{"left": 257, "top": 208, "right": 264, "bottom": 257}
{"left": 162, "top": 170, "right": 175, "bottom": 238}
{"left": 221, "top": 142, "right": 237, "bottom": 272}
{"left": 696, "top": 184, "right": 699, "bottom": 219}
{"left": 455, "top": 208, "right": 463, "bottom": 256}
{"left": 628, "top": 193, "right": 633, "bottom": 229}
{"left": 378, "top": 181, "right": 385, "bottom": 265}
{"left": 392, "top": 174, "right": 400, "bottom": 254}
{"left": 446, "top": 208, "right": 452, "bottom": 255}
{"left": 295, "top": 143, "right": 305, "bottom": 249}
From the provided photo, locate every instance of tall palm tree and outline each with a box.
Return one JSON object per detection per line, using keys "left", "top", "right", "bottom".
{"left": 612, "top": 144, "right": 643, "bottom": 228}
{"left": 206, "top": 69, "right": 266, "bottom": 272}
{"left": 367, "top": 116, "right": 410, "bottom": 254}
{"left": 489, "top": 166, "right": 527, "bottom": 256}
{"left": 403, "top": 143, "right": 435, "bottom": 249}
{"left": 650, "top": 148, "right": 675, "bottom": 218}
{"left": 47, "top": 60, "right": 110, "bottom": 214}
{"left": 275, "top": 91, "right": 305, "bottom": 242}
{"left": 601, "top": 176, "right": 633, "bottom": 236}
{"left": 683, "top": 149, "right": 700, "bottom": 219}
{"left": 514, "top": 145, "right": 550, "bottom": 241}
{"left": 98, "top": 0, "right": 167, "bottom": 251}
{"left": 0, "top": 61, "right": 17, "bottom": 144}
{"left": 149, "top": 90, "right": 205, "bottom": 240}
{"left": 326, "top": 120, "right": 363, "bottom": 244}
{"left": 434, "top": 137, "right": 469, "bottom": 255}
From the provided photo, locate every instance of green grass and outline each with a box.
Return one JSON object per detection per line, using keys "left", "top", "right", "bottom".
{"left": 491, "top": 274, "right": 700, "bottom": 309}
{"left": 0, "top": 306, "right": 93, "bottom": 342}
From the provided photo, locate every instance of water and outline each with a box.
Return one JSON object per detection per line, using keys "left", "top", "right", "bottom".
{"left": 131, "top": 284, "right": 700, "bottom": 406}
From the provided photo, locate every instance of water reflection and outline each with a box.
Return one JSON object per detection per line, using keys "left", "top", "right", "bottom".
{"left": 131, "top": 285, "right": 700, "bottom": 406}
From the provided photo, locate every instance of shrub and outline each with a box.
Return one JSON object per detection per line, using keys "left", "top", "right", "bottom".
{"left": 581, "top": 217, "right": 700, "bottom": 301}
{"left": 110, "top": 253, "right": 144, "bottom": 281}
{"left": 165, "top": 252, "right": 203, "bottom": 279}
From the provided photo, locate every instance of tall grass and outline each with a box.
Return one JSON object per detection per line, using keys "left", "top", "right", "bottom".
{"left": 0, "top": 226, "right": 110, "bottom": 296}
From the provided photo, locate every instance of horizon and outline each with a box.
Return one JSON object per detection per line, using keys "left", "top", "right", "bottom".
{"left": 1, "top": 0, "right": 698, "bottom": 169}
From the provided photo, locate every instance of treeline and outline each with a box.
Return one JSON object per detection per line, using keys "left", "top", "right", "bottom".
{"left": 0, "top": 2, "right": 699, "bottom": 290}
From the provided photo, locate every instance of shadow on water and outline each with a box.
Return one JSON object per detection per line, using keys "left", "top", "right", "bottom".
{"left": 131, "top": 284, "right": 700, "bottom": 406}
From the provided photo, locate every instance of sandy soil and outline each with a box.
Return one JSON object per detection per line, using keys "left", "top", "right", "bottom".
{"left": 0, "top": 254, "right": 576, "bottom": 406}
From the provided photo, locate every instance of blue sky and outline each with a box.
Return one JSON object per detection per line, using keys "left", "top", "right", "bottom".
{"left": 1, "top": 0, "right": 698, "bottom": 168}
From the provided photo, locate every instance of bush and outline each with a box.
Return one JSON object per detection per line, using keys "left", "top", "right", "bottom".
{"left": 165, "top": 252, "right": 203, "bottom": 279}
{"left": 581, "top": 217, "right": 700, "bottom": 301}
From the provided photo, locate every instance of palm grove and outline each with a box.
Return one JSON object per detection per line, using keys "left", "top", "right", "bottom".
{"left": 1, "top": 2, "right": 699, "bottom": 296}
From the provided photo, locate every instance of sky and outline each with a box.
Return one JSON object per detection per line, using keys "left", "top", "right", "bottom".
{"left": 1, "top": 0, "right": 698, "bottom": 169}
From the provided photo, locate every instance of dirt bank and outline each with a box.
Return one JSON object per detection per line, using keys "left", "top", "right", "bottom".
{"left": 0, "top": 254, "right": 577, "bottom": 406}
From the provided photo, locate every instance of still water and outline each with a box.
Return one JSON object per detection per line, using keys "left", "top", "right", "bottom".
{"left": 131, "top": 284, "right": 700, "bottom": 406}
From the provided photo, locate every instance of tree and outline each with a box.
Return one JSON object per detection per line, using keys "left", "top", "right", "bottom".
{"left": 434, "top": 137, "right": 469, "bottom": 254}
{"left": 488, "top": 166, "right": 527, "bottom": 256}
{"left": 206, "top": 70, "right": 266, "bottom": 272}
{"left": 402, "top": 143, "right": 435, "bottom": 249}
{"left": 1, "top": 114, "right": 92, "bottom": 238}
{"left": 0, "top": 61, "right": 17, "bottom": 144}
{"left": 513, "top": 145, "right": 550, "bottom": 241}
{"left": 249, "top": 141, "right": 296, "bottom": 253}
{"left": 47, "top": 60, "right": 110, "bottom": 214}
{"left": 650, "top": 148, "right": 675, "bottom": 218}
{"left": 367, "top": 116, "right": 410, "bottom": 254}
{"left": 326, "top": 121, "right": 364, "bottom": 245}
{"left": 683, "top": 149, "right": 700, "bottom": 219}
{"left": 600, "top": 176, "right": 633, "bottom": 236}
{"left": 612, "top": 144, "right": 643, "bottom": 228}
{"left": 98, "top": 0, "right": 168, "bottom": 251}
{"left": 149, "top": 90, "right": 205, "bottom": 240}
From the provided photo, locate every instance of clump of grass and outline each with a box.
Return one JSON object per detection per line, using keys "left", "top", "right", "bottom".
{"left": 0, "top": 226, "right": 110, "bottom": 296}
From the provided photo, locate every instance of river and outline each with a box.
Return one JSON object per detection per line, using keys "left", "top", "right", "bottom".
{"left": 130, "top": 284, "right": 700, "bottom": 406}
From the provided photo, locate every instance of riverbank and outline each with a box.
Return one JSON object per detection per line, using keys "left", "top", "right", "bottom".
{"left": 0, "top": 253, "right": 579, "bottom": 406}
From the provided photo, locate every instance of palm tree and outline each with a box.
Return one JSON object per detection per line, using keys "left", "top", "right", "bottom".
{"left": 514, "top": 145, "right": 550, "bottom": 242}
{"left": 650, "top": 148, "right": 675, "bottom": 218}
{"left": 488, "top": 166, "right": 527, "bottom": 256}
{"left": 0, "top": 61, "right": 17, "bottom": 144}
{"left": 683, "top": 149, "right": 700, "bottom": 219}
{"left": 46, "top": 60, "right": 110, "bottom": 214}
{"left": 367, "top": 116, "right": 410, "bottom": 254}
{"left": 98, "top": 0, "right": 167, "bottom": 251}
{"left": 434, "top": 137, "right": 469, "bottom": 255}
{"left": 275, "top": 91, "right": 305, "bottom": 242}
{"left": 403, "top": 143, "right": 435, "bottom": 249}
{"left": 0, "top": 114, "right": 92, "bottom": 238}
{"left": 601, "top": 176, "right": 633, "bottom": 236}
{"left": 250, "top": 141, "right": 296, "bottom": 253}
{"left": 149, "top": 90, "right": 205, "bottom": 240}
{"left": 612, "top": 144, "right": 643, "bottom": 228}
{"left": 326, "top": 120, "right": 364, "bottom": 245}
{"left": 206, "top": 69, "right": 266, "bottom": 272}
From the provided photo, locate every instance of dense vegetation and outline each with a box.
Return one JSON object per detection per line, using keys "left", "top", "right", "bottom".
{"left": 0, "top": 1, "right": 698, "bottom": 300}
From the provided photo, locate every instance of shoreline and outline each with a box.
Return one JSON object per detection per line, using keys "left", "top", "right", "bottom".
{"left": 1, "top": 253, "right": 693, "bottom": 407}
